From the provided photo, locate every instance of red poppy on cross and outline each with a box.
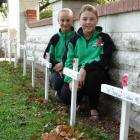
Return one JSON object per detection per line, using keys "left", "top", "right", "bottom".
{"left": 121, "top": 74, "right": 128, "bottom": 87}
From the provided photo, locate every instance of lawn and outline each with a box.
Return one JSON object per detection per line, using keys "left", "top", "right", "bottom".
{"left": 0, "top": 61, "right": 112, "bottom": 140}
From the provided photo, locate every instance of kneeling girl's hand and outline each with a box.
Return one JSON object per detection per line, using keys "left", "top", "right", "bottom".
{"left": 79, "top": 68, "right": 86, "bottom": 87}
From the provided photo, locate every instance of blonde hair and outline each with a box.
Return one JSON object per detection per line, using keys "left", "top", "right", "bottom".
{"left": 58, "top": 8, "right": 74, "bottom": 18}
{"left": 79, "top": 4, "right": 98, "bottom": 19}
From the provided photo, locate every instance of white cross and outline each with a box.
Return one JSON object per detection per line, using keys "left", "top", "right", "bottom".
{"left": 63, "top": 59, "right": 80, "bottom": 126}
{"left": 101, "top": 74, "right": 140, "bottom": 140}
{"left": 20, "top": 45, "right": 26, "bottom": 76}
{"left": 38, "top": 53, "right": 52, "bottom": 100}
{"left": 21, "top": 44, "right": 35, "bottom": 87}
{"left": 12, "top": 40, "right": 17, "bottom": 68}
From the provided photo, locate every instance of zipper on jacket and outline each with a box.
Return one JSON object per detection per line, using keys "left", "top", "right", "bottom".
{"left": 86, "top": 39, "right": 90, "bottom": 48}
{"left": 64, "top": 33, "right": 67, "bottom": 48}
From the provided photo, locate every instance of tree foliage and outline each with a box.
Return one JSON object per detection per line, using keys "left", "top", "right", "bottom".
{"left": 97, "top": 0, "right": 109, "bottom": 4}
{"left": 0, "top": 0, "right": 117, "bottom": 19}
{"left": 39, "top": 0, "right": 111, "bottom": 11}
{"left": 39, "top": 0, "right": 50, "bottom": 11}
{"left": 40, "top": 9, "right": 52, "bottom": 19}
{"left": 0, "top": 0, "right": 6, "bottom": 7}
{"left": 0, "top": 0, "right": 7, "bottom": 18}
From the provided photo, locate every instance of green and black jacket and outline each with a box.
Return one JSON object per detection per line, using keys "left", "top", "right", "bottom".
{"left": 43, "top": 27, "right": 75, "bottom": 69}
{"left": 64, "top": 26, "right": 115, "bottom": 83}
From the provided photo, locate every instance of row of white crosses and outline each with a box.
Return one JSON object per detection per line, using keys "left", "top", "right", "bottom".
{"left": 64, "top": 59, "right": 140, "bottom": 140}
{"left": 20, "top": 45, "right": 51, "bottom": 100}
{"left": 1, "top": 39, "right": 17, "bottom": 68}
{"left": 20, "top": 43, "right": 80, "bottom": 125}
{"left": 11, "top": 39, "right": 17, "bottom": 68}
{"left": 19, "top": 44, "right": 140, "bottom": 140}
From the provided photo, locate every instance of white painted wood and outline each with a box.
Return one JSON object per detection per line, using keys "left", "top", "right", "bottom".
{"left": 20, "top": 45, "right": 26, "bottom": 50}
{"left": 45, "top": 63, "right": 49, "bottom": 100}
{"left": 31, "top": 50, "right": 35, "bottom": 88}
{"left": 0, "top": 58, "right": 15, "bottom": 62}
{"left": 70, "top": 58, "right": 79, "bottom": 126}
{"left": 38, "top": 57, "right": 52, "bottom": 68}
{"left": 63, "top": 58, "right": 79, "bottom": 126}
{"left": 120, "top": 87, "right": 131, "bottom": 140}
{"left": 21, "top": 45, "right": 27, "bottom": 76}
{"left": 44, "top": 53, "right": 51, "bottom": 100}
{"left": 24, "top": 45, "right": 36, "bottom": 87}
{"left": 31, "top": 59, "right": 35, "bottom": 88}
{"left": 23, "top": 49, "right": 26, "bottom": 76}
{"left": 120, "top": 74, "right": 130, "bottom": 140}
{"left": 101, "top": 74, "right": 140, "bottom": 140}
{"left": 14, "top": 41, "right": 17, "bottom": 68}
{"left": 26, "top": 56, "right": 34, "bottom": 61}
{"left": 4, "top": 40, "right": 7, "bottom": 61}
{"left": 101, "top": 84, "right": 140, "bottom": 106}
{"left": 9, "top": 40, "right": 11, "bottom": 64}
{"left": 63, "top": 67, "right": 80, "bottom": 80}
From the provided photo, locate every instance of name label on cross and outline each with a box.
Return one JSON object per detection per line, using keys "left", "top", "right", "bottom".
{"left": 38, "top": 58, "right": 52, "bottom": 68}
{"left": 20, "top": 45, "right": 26, "bottom": 50}
{"left": 63, "top": 67, "right": 80, "bottom": 80}
{"left": 101, "top": 84, "right": 140, "bottom": 106}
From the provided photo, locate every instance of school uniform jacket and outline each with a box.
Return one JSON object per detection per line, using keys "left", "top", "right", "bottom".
{"left": 43, "top": 27, "right": 75, "bottom": 68}
{"left": 64, "top": 26, "right": 115, "bottom": 83}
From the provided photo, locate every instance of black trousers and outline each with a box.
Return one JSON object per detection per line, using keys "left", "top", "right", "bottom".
{"left": 50, "top": 72, "right": 64, "bottom": 94}
{"left": 59, "top": 70, "right": 108, "bottom": 110}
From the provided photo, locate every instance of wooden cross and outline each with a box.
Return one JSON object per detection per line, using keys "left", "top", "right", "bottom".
{"left": 38, "top": 53, "right": 52, "bottom": 100}
{"left": 27, "top": 54, "right": 35, "bottom": 88}
{"left": 63, "top": 59, "right": 80, "bottom": 126}
{"left": 20, "top": 45, "right": 26, "bottom": 76}
{"left": 101, "top": 74, "right": 140, "bottom": 140}
{"left": 8, "top": 40, "right": 11, "bottom": 64}
{"left": 11, "top": 40, "right": 17, "bottom": 68}
{"left": 21, "top": 44, "right": 35, "bottom": 87}
{"left": 3, "top": 39, "right": 7, "bottom": 61}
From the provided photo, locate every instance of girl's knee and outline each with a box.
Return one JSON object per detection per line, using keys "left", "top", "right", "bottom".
{"left": 59, "top": 83, "right": 71, "bottom": 105}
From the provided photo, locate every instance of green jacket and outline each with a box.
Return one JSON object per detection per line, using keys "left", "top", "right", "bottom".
{"left": 64, "top": 26, "right": 115, "bottom": 83}
{"left": 43, "top": 27, "right": 75, "bottom": 68}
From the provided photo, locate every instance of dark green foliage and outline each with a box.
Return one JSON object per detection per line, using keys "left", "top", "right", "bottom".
{"left": 40, "top": 9, "right": 52, "bottom": 19}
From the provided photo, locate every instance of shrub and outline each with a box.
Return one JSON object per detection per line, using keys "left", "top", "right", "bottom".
{"left": 40, "top": 10, "right": 52, "bottom": 19}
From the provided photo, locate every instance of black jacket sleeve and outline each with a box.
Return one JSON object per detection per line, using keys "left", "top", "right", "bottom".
{"left": 84, "top": 33, "right": 115, "bottom": 72}
{"left": 43, "top": 41, "right": 51, "bottom": 59}
{"left": 43, "top": 34, "right": 60, "bottom": 68}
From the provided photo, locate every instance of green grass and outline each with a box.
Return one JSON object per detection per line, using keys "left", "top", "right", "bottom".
{"left": 0, "top": 61, "right": 112, "bottom": 140}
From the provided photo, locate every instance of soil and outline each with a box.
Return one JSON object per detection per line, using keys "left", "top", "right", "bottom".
{"left": 35, "top": 69, "right": 140, "bottom": 140}
{"left": 0, "top": 48, "right": 140, "bottom": 140}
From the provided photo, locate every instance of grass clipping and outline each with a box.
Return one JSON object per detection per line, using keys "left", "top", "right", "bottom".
{"left": 41, "top": 125, "right": 88, "bottom": 140}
